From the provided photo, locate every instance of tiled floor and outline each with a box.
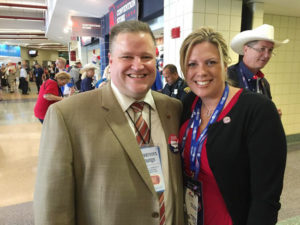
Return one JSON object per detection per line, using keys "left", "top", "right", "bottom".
{"left": 0, "top": 83, "right": 41, "bottom": 210}
{"left": 0, "top": 82, "right": 299, "bottom": 224}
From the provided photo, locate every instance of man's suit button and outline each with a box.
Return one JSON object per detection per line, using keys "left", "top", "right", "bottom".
{"left": 152, "top": 212, "right": 159, "bottom": 218}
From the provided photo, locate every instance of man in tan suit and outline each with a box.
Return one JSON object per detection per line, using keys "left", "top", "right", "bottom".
{"left": 34, "top": 20, "right": 184, "bottom": 225}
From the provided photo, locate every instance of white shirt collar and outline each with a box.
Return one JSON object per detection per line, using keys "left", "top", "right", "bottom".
{"left": 111, "top": 80, "right": 156, "bottom": 112}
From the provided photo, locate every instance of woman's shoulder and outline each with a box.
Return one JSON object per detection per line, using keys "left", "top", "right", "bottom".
{"left": 235, "top": 89, "right": 278, "bottom": 115}
{"left": 239, "top": 89, "right": 273, "bottom": 105}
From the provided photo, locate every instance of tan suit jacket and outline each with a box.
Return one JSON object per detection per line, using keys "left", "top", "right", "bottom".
{"left": 34, "top": 83, "right": 184, "bottom": 225}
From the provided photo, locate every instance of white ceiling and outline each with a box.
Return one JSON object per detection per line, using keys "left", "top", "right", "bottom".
{"left": 0, "top": 0, "right": 300, "bottom": 51}
{"left": 45, "top": 0, "right": 115, "bottom": 45}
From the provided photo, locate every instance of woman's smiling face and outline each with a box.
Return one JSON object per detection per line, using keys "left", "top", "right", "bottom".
{"left": 185, "top": 41, "right": 226, "bottom": 101}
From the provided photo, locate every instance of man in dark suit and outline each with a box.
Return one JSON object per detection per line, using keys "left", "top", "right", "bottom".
{"left": 34, "top": 63, "right": 44, "bottom": 93}
{"left": 162, "top": 64, "right": 189, "bottom": 102}
{"left": 34, "top": 20, "right": 184, "bottom": 225}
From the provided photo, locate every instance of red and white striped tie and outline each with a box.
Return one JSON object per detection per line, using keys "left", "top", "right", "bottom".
{"left": 159, "top": 192, "right": 166, "bottom": 225}
{"left": 130, "top": 102, "right": 150, "bottom": 146}
{"left": 131, "top": 102, "right": 166, "bottom": 225}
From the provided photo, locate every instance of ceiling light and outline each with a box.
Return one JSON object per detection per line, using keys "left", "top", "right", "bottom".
{"left": 64, "top": 28, "right": 70, "bottom": 33}
{"left": 68, "top": 19, "right": 73, "bottom": 27}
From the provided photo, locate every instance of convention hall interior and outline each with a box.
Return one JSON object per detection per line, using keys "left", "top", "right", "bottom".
{"left": 0, "top": 0, "right": 299, "bottom": 224}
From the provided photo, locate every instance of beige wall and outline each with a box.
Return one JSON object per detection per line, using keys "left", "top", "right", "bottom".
{"left": 164, "top": 0, "right": 243, "bottom": 76}
{"left": 263, "top": 14, "right": 300, "bottom": 135}
{"left": 20, "top": 47, "right": 59, "bottom": 66}
{"left": 164, "top": 0, "right": 299, "bottom": 135}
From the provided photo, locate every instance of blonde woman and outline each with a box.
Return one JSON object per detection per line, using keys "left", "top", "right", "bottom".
{"left": 179, "top": 27, "right": 286, "bottom": 225}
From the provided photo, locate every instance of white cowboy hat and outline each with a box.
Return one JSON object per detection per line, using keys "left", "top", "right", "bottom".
{"left": 231, "top": 24, "right": 289, "bottom": 55}
{"left": 80, "top": 63, "right": 98, "bottom": 73}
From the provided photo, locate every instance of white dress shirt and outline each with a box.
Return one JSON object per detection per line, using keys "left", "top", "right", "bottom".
{"left": 20, "top": 68, "right": 27, "bottom": 78}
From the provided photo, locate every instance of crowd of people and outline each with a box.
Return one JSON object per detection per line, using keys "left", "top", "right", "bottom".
{"left": 31, "top": 20, "right": 288, "bottom": 225}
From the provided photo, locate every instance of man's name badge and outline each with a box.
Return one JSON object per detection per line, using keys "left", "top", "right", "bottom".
{"left": 141, "top": 146, "right": 165, "bottom": 193}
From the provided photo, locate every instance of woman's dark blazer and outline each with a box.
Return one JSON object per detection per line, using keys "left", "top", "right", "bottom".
{"left": 181, "top": 89, "right": 287, "bottom": 225}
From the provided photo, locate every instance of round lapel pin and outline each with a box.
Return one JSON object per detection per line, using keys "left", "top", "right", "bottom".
{"left": 223, "top": 116, "right": 231, "bottom": 124}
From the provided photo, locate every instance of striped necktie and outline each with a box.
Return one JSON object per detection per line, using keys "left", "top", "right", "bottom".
{"left": 130, "top": 101, "right": 166, "bottom": 225}
{"left": 130, "top": 102, "right": 150, "bottom": 146}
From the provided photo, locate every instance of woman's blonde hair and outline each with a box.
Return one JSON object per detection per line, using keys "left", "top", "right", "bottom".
{"left": 55, "top": 71, "right": 71, "bottom": 81}
{"left": 180, "top": 27, "right": 231, "bottom": 76}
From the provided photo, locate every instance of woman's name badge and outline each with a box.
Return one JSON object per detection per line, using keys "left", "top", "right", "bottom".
{"left": 184, "top": 174, "right": 204, "bottom": 225}
{"left": 141, "top": 146, "right": 165, "bottom": 193}
{"left": 185, "top": 187, "right": 199, "bottom": 225}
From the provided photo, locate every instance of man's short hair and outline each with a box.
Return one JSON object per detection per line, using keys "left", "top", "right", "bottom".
{"left": 56, "top": 57, "right": 66, "bottom": 65}
{"left": 109, "top": 20, "right": 156, "bottom": 53}
{"left": 163, "top": 64, "right": 178, "bottom": 75}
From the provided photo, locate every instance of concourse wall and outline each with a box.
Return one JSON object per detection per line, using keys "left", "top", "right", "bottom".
{"left": 163, "top": 0, "right": 300, "bottom": 137}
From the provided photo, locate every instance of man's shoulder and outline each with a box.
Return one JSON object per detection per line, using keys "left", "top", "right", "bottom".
{"left": 227, "top": 63, "right": 241, "bottom": 86}
{"left": 152, "top": 90, "right": 181, "bottom": 105}
{"left": 227, "top": 63, "right": 239, "bottom": 74}
{"left": 70, "top": 67, "right": 79, "bottom": 72}
{"left": 237, "top": 89, "right": 274, "bottom": 110}
{"left": 55, "top": 88, "right": 101, "bottom": 110}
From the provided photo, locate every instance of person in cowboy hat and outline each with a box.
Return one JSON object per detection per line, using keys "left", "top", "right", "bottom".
{"left": 80, "top": 63, "right": 98, "bottom": 92}
{"left": 227, "top": 24, "right": 289, "bottom": 116}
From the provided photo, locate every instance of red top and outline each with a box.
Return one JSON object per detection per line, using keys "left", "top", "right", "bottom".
{"left": 179, "top": 89, "right": 242, "bottom": 225}
{"left": 34, "top": 79, "right": 61, "bottom": 119}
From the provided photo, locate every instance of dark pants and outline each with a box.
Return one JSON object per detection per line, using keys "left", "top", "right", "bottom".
{"left": 36, "top": 76, "right": 43, "bottom": 93}
{"left": 19, "top": 77, "right": 28, "bottom": 94}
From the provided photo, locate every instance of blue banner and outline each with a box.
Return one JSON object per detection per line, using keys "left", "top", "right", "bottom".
{"left": 109, "top": 0, "right": 138, "bottom": 31}
{"left": 0, "top": 45, "right": 21, "bottom": 57}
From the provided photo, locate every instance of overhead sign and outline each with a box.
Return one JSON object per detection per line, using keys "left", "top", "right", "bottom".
{"left": 71, "top": 16, "right": 102, "bottom": 37}
{"left": 109, "top": 0, "right": 138, "bottom": 31}
{"left": 0, "top": 45, "right": 21, "bottom": 57}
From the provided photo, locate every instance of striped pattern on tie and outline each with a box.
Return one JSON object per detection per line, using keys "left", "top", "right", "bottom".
{"left": 131, "top": 101, "right": 166, "bottom": 225}
{"left": 159, "top": 192, "right": 166, "bottom": 225}
{"left": 130, "top": 102, "right": 150, "bottom": 146}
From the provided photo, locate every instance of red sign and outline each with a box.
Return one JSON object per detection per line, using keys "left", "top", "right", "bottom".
{"left": 171, "top": 27, "right": 180, "bottom": 39}
{"left": 70, "top": 51, "right": 76, "bottom": 61}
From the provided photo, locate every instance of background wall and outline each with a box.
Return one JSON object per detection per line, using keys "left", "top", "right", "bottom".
{"left": 263, "top": 14, "right": 300, "bottom": 135}
{"left": 20, "top": 47, "right": 59, "bottom": 66}
{"left": 164, "top": 0, "right": 243, "bottom": 76}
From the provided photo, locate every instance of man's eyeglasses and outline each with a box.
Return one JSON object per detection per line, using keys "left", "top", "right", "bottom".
{"left": 247, "top": 45, "right": 276, "bottom": 56}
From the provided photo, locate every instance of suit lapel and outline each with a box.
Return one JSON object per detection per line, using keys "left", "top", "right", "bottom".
{"left": 101, "top": 84, "right": 157, "bottom": 196}
{"left": 152, "top": 91, "right": 172, "bottom": 143}
{"left": 152, "top": 91, "right": 181, "bottom": 199}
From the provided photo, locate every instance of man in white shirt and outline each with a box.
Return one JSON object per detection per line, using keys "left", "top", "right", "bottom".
{"left": 19, "top": 63, "right": 29, "bottom": 95}
{"left": 34, "top": 20, "right": 184, "bottom": 225}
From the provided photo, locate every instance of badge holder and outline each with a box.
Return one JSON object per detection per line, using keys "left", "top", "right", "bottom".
{"left": 141, "top": 145, "right": 165, "bottom": 193}
{"left": 183, "top": 173, "right": 204, "bottom": 225}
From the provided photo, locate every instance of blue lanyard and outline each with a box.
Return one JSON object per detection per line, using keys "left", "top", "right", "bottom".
{"left": 240, "top": 68, "right": 262, "bottom": 93}
{"left": 181, "top": 84, "right": 229, "bottom": 179}
{"left": 240, "top": 68, "right": 249, "bottom": 90}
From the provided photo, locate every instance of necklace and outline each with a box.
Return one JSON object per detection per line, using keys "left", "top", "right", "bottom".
{"left": 202, "top": 104, "right": 214, "bottom": 118}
